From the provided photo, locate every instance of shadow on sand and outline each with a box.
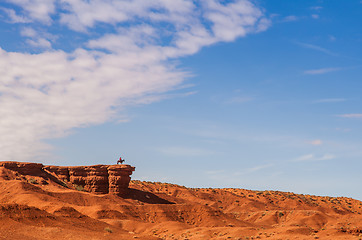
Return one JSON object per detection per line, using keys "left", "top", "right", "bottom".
{"left": 125, "top": 188, "right": 175, "bottom": 204}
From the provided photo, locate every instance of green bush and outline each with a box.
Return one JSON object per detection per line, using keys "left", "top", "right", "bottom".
{"left": 28, "top": 178, "right": 38, "bottom": 184}
{"left": 74, "top": 184, "right": 84, "bottom": 191}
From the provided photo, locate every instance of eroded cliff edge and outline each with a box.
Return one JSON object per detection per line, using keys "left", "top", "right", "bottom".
{"left": 0, "top": 161, "right": 135, "bottom": 196}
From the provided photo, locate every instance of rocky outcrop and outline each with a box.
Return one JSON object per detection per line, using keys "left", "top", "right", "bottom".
{"left": 0, "top": 161, "right": 45, "bottom": 176}
{"left": 45, "top": 164, "right": 136, "bottom": 195}
{"left": 108, "top": 165, "right": 135, "bottom": 195}
{"left": 0, "top": 161, "right": 135, "bottom": 196}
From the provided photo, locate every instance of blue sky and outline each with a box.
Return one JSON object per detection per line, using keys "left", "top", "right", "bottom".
{"left": 0, "top": 0, "right": 362, "bottom": 200}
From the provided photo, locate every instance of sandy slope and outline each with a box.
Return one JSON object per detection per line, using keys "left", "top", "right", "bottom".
{"left": 0, "top": 165, "right": 361, "bottom": 240}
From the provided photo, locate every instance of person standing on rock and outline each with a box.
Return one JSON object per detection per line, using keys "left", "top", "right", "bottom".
{"left": 117, "top": 157, "right": 125, "bottom": 164}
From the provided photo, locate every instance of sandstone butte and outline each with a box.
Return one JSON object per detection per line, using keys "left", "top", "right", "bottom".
{"left": 0, "top": 161, "right": 361, "bottom": 240}
{"left": 0, "top": 161, "right": 135, "bottom": 196}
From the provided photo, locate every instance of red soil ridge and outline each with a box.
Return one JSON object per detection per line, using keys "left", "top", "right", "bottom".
{"left": 0, "top": 161, "right": 361, "bottom": 240}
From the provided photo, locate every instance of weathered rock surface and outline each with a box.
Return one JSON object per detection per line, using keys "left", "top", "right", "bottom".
{"left": 0, "top": 161, "right": 135, "bottom": 195}
{"left": 0, "top": 161, "right": 45, "bottom": 176}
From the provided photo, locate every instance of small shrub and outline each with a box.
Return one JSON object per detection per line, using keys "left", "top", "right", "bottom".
{"left": 74, "top": 184, "right": 84, "bottom": 191}
{"left": 41, "top": 180, "right": 48, "bottom": 185}
{"left": 28, "top": 178, "right": 38, "bottom": 184}
{"left": 104, "top": 227, "right": 113, "bottom": 233}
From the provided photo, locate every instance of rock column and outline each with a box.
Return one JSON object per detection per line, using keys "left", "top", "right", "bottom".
{"left": 107, "top": 165, "right": 135, "bottom": 196}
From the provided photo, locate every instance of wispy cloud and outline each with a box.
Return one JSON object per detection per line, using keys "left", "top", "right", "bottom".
{"left": 234, "top": 163, "right": 274, "bottom": 176}
{"left": 296, "top": 42, "right": 338, "bottom": 56}
{"left": 338, "top": 114, "right": 362, "bottom": 119}
{"left": 3, "top": 0, "right": 56, "bottom": 24}
{"left": 20, "top": 27, "right": 55, "bottom": 49}
{"left": 304, "top": 67, "right": 342, "bottom": 75}
{"left": 225, "top": 96, "right": 254, "bottom": 104}
{"left": 1, "top": 7, "right": 30, "bottom": 23}
{"left": 0, "top": 0, "right": 270, "bottom": 160}
{"left": 313, "top": 98, "right": 346, "bottom": 103}
{"left": 310, "top": 6, "right": 323, "bottom": 11}
{"left": 336, "top": 128, "right": 351, "bottom": 132}
{"left": 157, "top": 146, "right": 216, "bottom": 157}
{"left": 205, "top": 170, "right": 225, "bottom": 175}
{"left": 282, "top": 15, "right": 298, "bottom": 22}
{"left": 307, "top": 140, "right": 323, "bottom": 145}
{"left": 247, "top": 163, "right": 274, "bottom": 173}
{"left": 328, "top": 35, "right": 336, "bottom": 41}
{"left": 292, "top": 153, "right": 336, "bottom": 162}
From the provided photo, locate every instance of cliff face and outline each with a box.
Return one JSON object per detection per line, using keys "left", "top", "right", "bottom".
{"left": 0, "top": 161, "right": 135, "bottom": 196}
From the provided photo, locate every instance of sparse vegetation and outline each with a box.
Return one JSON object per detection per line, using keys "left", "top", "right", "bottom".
{"left": 28, "top": 178, "right": 38, "bottom": 184}
{"left": 74, "top": 184, "right": 84, "bottom": 191}
{"left": 1, "top": 170, "right": 362, "bottom": 239}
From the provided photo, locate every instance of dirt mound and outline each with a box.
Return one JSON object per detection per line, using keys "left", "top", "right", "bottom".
{"left": 0, "top": 161, "right": 361, "bottom": 239}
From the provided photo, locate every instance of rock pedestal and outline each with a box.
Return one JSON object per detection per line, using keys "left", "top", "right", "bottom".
{"left": 108, "top": 165, "right": 134, "bottom": 195}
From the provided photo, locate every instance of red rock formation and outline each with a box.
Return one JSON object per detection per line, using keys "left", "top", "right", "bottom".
{"left": 66, "top": 165, "right": 109, "bottom": 194}
{"left": 108, "top": 165, "right": 135, "bottom": 195}
{"left": 0, "top": 161, "right": 44, "bottom": 176}
{"left": 46, "top": 164, "right": 136, "bottom": 195}
{"left": 0, "top": 161, "right": 135, "bottom": 196}
{"left": 44, "top": 166, "right": 69, "bottom": 181}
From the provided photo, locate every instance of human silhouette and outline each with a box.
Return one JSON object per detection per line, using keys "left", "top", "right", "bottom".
{"left": 117, "top": 157, "right": 125, "bottom": 164}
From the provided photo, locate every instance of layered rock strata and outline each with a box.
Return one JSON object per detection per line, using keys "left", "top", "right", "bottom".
{"left": 45, "top": 164, "right": 136, "bottom": 195}
{"left": 0, "top": 161, "right": 135, "bottom": 196}
{"left": 0, "top": 161, "right": 45, "bottom": 176}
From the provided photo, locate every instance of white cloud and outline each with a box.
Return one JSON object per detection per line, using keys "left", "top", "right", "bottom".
{"left": 339, "top": 114, "right": 362, "bottom": 119}
{"left": 328, "top": 35, "right": 336, "bottom": 41}
{"left": 225, "top": 96, "right": 253, "bottom": 104}
{"left": 310, "top": 6, "right": 323, "bottom": 11}
{"left": 0, "top": 0, "right": 269, "bottom": 161}
{"left": 86, "top": 0, "right": 270, "bottom": 58}
{"left": 313, "top": 98, "right": 346, "bottom": 103}
{"left": 308, "top": 139, "right": 323, "bottom": 145}
{"left": 1, "top": 7, "right": 31, "bottom": 23}
{"left": 304, "top": 67, "right": 342, "bottom": 75}
{"left": 282, "top": 15, "right": 298, "bottom": 22}
{"left": 26, "top": 38, "right": 52, "bottom": 48}
{"left": 293, "top": 153, "right": 336, "bottom": 162}
{"left": 202, "top": 0, "right": 269, "bottom": 41}
{"left": 0, "top": 48, "right": 186, "bottom": 160}
{"left": 294, "top": 154, "right": 315, "bottom": 162}
{"left": 336, "top": 128, "right": 351, "bottom": 132}
{"left": 247, "top": 163, "right": 274, "bottom": 173}
{"left": 58, "top": 0, "right": 199, "bottom": 32}
{"left": 296, "top": 42, "right": 337, "bottom": 56}
{"left": 20, "top": 27, "right": 54, "bottom": 49}
{"left": 205, "top": 170, "right": 225, "bottom": 175}
{"left": 20, "top": 27, "right": 37, "bottom": 38}
{"left": 233, "top": 163, "right": 274, "bottom": 176}
{"left": 311, "top": 14, "right": 319, "bottom": 19}
{"left": 157, "top": 146, "right": 216, "bottom": 157}
{"left": 5, "top": 0, "right": 56, "bottom": 24}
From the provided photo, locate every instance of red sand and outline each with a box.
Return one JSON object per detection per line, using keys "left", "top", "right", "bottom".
{"left": 0, "top": 163, "right": 361, "bottom": 239}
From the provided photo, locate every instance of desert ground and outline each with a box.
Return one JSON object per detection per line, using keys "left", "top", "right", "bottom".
{"left": 0, "top": 162, "right": 361, "bottom": 240}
